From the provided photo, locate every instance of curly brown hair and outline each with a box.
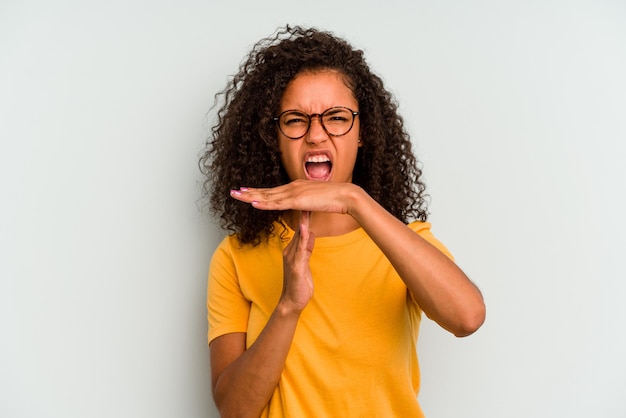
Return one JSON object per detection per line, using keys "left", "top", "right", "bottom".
{"left": 199, "top": 25, "right": 429, "bottom": 245}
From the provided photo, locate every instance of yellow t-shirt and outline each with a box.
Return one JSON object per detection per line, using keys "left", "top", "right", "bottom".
{"left": 207, "top": 221, "right": 453, "bottom": 417}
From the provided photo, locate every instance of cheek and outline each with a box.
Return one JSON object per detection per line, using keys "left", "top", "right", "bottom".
{"left": 278, "top": 142, "right": 301, "bottom": 178}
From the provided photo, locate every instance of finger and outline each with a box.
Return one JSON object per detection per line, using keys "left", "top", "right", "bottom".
{"left": 300, "top": 210, "right": 310, "bottom": 231}
{"left": 286, "top": 212, "right": 302, "bottom": 248}
{"left": 284, "top": 211, "right": 310, "bottom": 262}
{"left": 230, "top": 187, "right": 288, "bottom": 210}
{"left": 298, "top": 211, "right": 309, "bottom": 250}
{"left": 298, "top": 211, "right": 315, "bottom": 256}
{"left": 229, "top": 187, "right": 257, "bottom": 202}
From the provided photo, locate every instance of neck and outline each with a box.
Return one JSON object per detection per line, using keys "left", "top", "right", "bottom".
{"left": 284, "top": 211, "right": 360, "bottom": 237}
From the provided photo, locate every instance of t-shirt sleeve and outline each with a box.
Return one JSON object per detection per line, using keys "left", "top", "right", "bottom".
{"left": 408, "top": 221, "right": 455, "bottom": 261}
{"left": 207, "top": 236, "right": 251, "bottom": 345}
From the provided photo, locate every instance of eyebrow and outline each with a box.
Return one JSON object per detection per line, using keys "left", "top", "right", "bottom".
{"left": 280, "top": 106, "right": 355, "bottom": 115}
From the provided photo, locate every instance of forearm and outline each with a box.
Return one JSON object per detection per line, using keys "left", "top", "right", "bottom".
{"left": 348, "top": 186, "right": 485, "bottom": 337}
{"left": 213, "top": 303, "right": 300, "bottom": 417}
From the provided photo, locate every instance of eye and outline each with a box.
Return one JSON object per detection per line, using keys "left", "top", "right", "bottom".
{"left": 323, "top": 108, "right": 351, "bottom": 124}
{"left": 282, "top": 112, "right": 308, "bottom": 126}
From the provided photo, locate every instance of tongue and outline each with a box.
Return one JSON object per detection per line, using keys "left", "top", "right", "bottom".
{"left": 306, "top": 162, "right": 331, "bottom": 179}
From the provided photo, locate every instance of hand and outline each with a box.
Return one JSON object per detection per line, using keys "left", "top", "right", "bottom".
{"left": 230, "top": 180, "right": 358, "bottom": 214}
{"left": 279, "top": 210, "right": 315, "bottom": 314}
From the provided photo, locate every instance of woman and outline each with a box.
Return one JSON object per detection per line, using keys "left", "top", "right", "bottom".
{"left": 199, "top": 25, "right": 485, "bottom": 417}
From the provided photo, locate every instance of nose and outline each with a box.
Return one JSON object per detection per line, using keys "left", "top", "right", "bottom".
{"left": 306, "top": 115, "right": 328, "bottom": 145}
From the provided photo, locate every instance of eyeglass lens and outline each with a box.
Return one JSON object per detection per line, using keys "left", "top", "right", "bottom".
{"left": 278, "top": 107, "right": 356, "bottom": 139}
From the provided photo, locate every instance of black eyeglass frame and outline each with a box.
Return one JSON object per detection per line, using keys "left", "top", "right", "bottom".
{"left": 273, "top": 106, "right": 360, "bottom": 140}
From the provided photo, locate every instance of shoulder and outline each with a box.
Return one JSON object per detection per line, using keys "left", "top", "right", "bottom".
{"left": 407, "top": 220, "right": 454, "bottom": 260}
{"left": 407, "top": 220, "right": 432, "bottom": 234}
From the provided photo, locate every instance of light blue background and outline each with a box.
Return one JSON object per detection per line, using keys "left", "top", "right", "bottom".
{"left": 1, "top": 1, "right": 625, "bottom": 417}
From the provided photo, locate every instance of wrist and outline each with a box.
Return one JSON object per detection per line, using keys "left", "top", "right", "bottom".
{"left": 276, "top": 298, "right": 305, "bottom": 319}
{"left": 345, "top": 184, "right": 368, "bottom": 219}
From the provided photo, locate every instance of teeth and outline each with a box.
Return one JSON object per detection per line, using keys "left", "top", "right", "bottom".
{"left": 306, "top": 155, "right": 330, "bottom": 163}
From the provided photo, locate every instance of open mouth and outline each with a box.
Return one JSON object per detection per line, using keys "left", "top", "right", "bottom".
{"left": 304, "top": 154, "right": 332, "bottom": 181}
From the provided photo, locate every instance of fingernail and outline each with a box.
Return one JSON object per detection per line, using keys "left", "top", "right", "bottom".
{"left": 230, "top": 189, "right": 242, "bottom": 196}
{"left": 251, "top": 200, "right": 259, "bottom": 205}
{"left": 240, "top": 187, "right": 249, "bottom": 192}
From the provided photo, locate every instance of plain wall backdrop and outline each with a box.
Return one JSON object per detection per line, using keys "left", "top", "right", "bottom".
{"left": 1, "top": 1, "right": 624, "bottom": 417}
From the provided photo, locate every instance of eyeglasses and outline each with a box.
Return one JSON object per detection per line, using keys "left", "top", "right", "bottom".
{"left": 273, "top": 106, "right": 360, "bottom": 140}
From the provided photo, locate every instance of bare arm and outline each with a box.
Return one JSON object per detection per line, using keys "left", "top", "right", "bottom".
{"left": 210, "top": 307, "right": 298, "bottom": 417}
{"left": 347, "top": 187, "right": 485, "bottom": 337}
{"left": 209, "top": 211, "right": 315, "bottom": 417}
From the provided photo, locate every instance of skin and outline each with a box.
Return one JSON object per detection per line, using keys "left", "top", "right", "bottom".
{"left": 210, "top": 70, "right": 486, "bottom": 417}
